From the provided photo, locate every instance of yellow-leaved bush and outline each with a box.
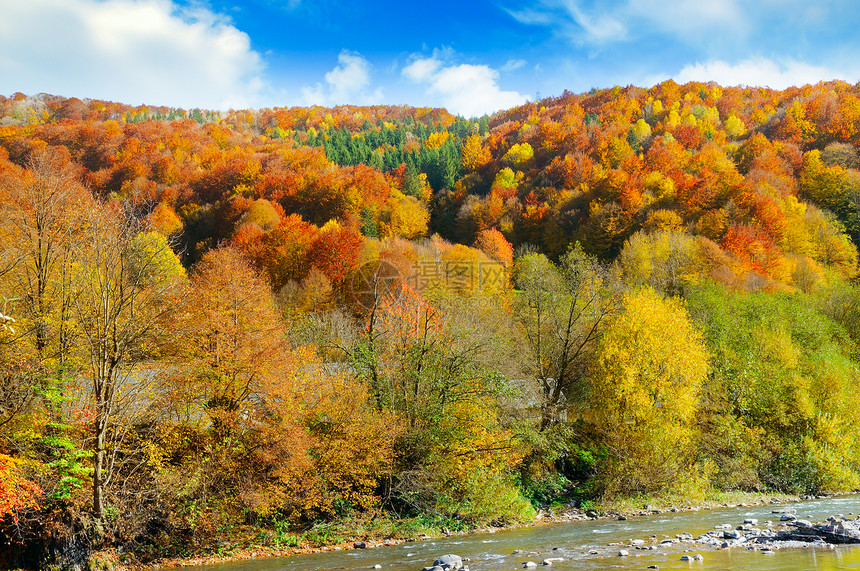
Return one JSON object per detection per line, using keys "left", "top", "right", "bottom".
{"left": 589, "top": 288, "right": 709, "bottom": 496}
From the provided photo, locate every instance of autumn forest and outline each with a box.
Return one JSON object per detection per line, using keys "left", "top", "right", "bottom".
{"left": 3, "top": 81, "right": 860, "bottom": 567}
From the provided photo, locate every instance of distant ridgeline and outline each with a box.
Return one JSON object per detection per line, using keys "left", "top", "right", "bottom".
{"left": 3, "top": 81, "right": 860, "bottom": 568}
{"left": 2, "top": 82, "right": 859, "bottom": 280}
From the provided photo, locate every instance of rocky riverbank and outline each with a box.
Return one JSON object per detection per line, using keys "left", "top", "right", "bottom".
{"left": 410, "top": 503, "right": 860, "bottom": 571}
{"left": 124, "top": 492, "right": 848, "bottom": 570}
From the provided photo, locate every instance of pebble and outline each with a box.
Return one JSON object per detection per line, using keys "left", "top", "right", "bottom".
{"left": 523, "top": 562, "right": 537, "bottom": 569}
{"left": 618, "top": 549, "right": 630, "bottom": 557}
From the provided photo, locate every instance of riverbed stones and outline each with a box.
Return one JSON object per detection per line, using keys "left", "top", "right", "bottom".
{"left": 617, "top": 549, "right": 629, "bottom": 556}
{"left": 780, "top": 514, "right": 798, "bottom": 522}
{"left": 585, "top": 509, "right": 599, "bottom": 518}
{"left": 354, "top": 541, "right": 367, "bottom": 549}
{"left": 744, "top": 518, "right": 759, "bottom": 525}
{"left": 433, "top": 554, "right": 463, "bottom": 570}
{"left": 523, "top": 562, "right": 537, "bottom": 569}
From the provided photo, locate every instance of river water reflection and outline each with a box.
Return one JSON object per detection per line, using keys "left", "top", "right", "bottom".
{"left": 166, "top": 495, "right": 860, "bottom": 570}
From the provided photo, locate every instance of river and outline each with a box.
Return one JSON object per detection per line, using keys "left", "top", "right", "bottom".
{"left": 166, "top": 495, "right": 860, "bottom": 570}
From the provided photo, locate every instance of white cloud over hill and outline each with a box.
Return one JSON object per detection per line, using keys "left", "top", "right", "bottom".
{"left": 0, "top": 0, "right": 265, "bottom": 109}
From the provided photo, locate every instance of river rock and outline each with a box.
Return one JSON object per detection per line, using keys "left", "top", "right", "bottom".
{"left": 618, "top": 550, "right": 629, "bottom": 556}
{"left": 723, "top": 530, "right": 742, "bottom": 539}
{"left": 433, "top": 554, "right": 463, "bottom": 570}
{"left": 523, "top": 562, "right": 537, "bottom": 569}
{"left": 630, "top": 539, "right": 646, "bottom": 545}
{"left": 586, "top": 509, "right": 599, "bottom": 518}
{"left": 354, "top": 541, "right": 367, "bottom": 549}
{"left": 617, "top": 515, "right": 627, "bottom": 520}
{"left": 744, "top": 518, "right": 759, "bottom": 525}
{"left": 780, "top": 514, "right": 798, "bottom": 522}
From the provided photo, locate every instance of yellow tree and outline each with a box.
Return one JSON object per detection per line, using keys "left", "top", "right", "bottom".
{"left": 70, "top": 205, "right": 185, "bottom": 530}
{"left": 1, "top": 147, "right": 91, "bottom": 370}
{"left": 381, "top": 192, "right": 429, "bottom": 239}
{"left": 589, "top": 288, "right": 709, "bottom": 496}
{"left": 460, "top": 134, "right": 491, "bottom": 172}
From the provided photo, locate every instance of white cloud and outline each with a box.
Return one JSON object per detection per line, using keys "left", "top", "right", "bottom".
{"left": 402, "top": 58, "right": 442, "bottom": 83}
{"left": 502, "top": 59, "right": 528, "bottom": 72}
{"left": 507, "top": 0, "right": 746, "bottom": 46}
{"left": 674, "top": 57, "right": 848, "bottom": 89}
{"left": 507, "top": 0, "right": 628, "bottom": 44}
{"left": 301, "top": 50, "right": 383, "bottom": 106}
{"left": 627, "top": 0, "right": 746, "bottom": 39}
{"left": 0, "top": 0, "right": 266, "bottom": 110}
{"left": 402, "top": 54, "right": 528, "bottom": 117}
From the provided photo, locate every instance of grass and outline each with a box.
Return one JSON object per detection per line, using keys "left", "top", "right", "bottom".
{"left": 598, "top": 490, "right": 801, "bottom": 515}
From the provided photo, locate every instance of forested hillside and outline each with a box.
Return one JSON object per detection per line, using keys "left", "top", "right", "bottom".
{"left": 2, "top": 80, "right": 860, "bottom": 567}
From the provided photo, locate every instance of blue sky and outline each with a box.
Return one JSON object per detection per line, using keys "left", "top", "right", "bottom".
{"left": 1, "top": 0, "right": 859, "bottom": 117}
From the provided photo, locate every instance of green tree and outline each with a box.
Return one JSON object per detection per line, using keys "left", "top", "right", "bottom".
{"left": 514, "top": 245, "right": 617, "bottom": 431}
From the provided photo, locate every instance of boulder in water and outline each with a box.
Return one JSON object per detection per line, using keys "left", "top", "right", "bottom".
{"left": 433, "top": 554, "right": 464, "bottom": 570}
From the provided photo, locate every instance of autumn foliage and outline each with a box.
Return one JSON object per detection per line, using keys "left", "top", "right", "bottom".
{"left": 3, "top": 81, "right": 860, "bottom": 566}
